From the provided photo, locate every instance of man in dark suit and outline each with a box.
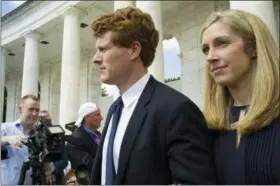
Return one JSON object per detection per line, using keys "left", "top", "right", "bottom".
{"left": 90, "top": 7, "right": 216, "bottom": 185}
{"left": 67, "top": 102, "right": 103, "bottom": 176}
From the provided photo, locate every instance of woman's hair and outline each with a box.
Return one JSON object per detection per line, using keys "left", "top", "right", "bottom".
{"left": 200, "top": 9, "right": 279, "bottom": 135}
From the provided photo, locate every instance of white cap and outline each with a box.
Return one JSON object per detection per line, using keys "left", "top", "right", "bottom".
{"left": 74, "top": 102, "right": 98, "bottom": 127}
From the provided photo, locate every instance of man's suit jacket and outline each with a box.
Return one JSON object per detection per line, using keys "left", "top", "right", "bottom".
{"left": 90, "top": 76, "right": 216, "bottom": 184}
{"left": 67, "top": 126, "right": 99, "bottom": 175}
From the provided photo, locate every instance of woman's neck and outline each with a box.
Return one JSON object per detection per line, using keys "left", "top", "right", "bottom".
{"left": 228, "top": 71, "right": 253, "bottom": 107}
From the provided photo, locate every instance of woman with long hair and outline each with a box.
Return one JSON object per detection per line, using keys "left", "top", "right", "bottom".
{"left": 200, "top": 9, "right": 280, "bottom": 184}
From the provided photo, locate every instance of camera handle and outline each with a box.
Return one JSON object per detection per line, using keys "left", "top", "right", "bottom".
{"left": 18, "top": 155, "right": 47, "bottom": 185}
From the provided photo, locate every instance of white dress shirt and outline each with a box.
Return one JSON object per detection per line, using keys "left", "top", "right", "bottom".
{"left": 1, "top": 119, "right": 32, "bottom": 185}
{"left": 101, "top": 73, "right": 151, "bottom": 185}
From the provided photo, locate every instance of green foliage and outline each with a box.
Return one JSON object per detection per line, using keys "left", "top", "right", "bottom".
{"left": 164, "top": 77, "right": 181, "bottom": 83}
{"left": 101, "top": 87, "right": 108, "bottom": 97}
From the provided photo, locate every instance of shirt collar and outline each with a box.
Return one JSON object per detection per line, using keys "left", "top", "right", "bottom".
{"left": 121, "top": 73, "right": 150, "bottom": 108}
{"left": 14, "top": 119, "right": 34, "bottom": 135}
{"left": 14, "top": 118, "right": 23, "bottom": 129}
{"left": 82, "top": 123, "right": 100, "bottom": 137}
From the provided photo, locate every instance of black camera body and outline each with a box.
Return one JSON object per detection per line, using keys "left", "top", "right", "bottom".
{"left": 24, "top": 116, "right": 65, "bottom": 162}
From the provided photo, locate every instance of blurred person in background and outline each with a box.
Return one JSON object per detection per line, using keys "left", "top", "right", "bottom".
{"left": 39, "top": 109, "right": 52, "bottom": 120}
{"left": 67, "top": 102, "right": 103, "bottom": 177}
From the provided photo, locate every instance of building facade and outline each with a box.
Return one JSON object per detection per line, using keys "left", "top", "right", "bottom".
{"left": 1, "top": 1, "right": 279, "bottom": 132}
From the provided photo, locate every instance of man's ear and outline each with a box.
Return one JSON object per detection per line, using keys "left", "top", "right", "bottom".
{"left": 129, "top": 41, "right": 141, "bottom": 61}
{"left": 18, "top": 104, "right": 22, "bottom": 113}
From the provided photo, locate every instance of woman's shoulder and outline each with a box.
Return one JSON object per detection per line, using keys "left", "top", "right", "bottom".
{"left": 272, "top": 114, "right": 280, "bottom": 125}
{"left": 267, "top": 114, "right": 280, "bottom": 132}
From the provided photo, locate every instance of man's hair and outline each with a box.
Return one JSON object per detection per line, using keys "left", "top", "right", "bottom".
{"left": 200, "top": 9, "right": 279, "bottom": 135}
{"left": 21, "top": 94, "right": 39, "bottom": 102}
{"left": 39, "top": 110, "right": 48, "bottom": 114}
{"left": 91, "top": 7, "right": 159, "bottom": 67}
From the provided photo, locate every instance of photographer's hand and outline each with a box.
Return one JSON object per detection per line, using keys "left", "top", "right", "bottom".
{"left": 2, "top": 135, "right": 26, "bottom": 149}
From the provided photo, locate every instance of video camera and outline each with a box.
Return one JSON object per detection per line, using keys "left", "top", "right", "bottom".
{"left": 23, "top": 116, "right": 65, "bottom": 162}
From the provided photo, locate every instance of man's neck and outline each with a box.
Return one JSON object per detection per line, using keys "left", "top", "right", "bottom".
{"left": 20, "top": 121, "right": 33, "bottom": 134}
{"left": 117, "top": 67, "right": 148, "bottom": 95}
{"left": 84, "top": 123, "right": 97, "bottom": 132}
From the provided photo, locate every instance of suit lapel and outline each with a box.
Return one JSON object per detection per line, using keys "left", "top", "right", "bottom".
{"left": 116, "top": 76, "right": 158, "bottom": 184}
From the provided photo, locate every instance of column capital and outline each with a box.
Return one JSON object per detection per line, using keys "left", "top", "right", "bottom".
{"left": 24, "top": 31, "right": 42, "bottom": 40}
{"left": 61, "top": 5, "right": 88, "bottom": 19}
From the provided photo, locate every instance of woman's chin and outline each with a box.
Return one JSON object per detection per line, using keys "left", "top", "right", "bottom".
{"left": 214, "top": 76, "right": 232, "bottom": 87}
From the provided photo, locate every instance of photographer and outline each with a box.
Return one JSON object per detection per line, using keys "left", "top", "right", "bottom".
{"left": 1, "top": 94, "right": 40, "bottom": 185}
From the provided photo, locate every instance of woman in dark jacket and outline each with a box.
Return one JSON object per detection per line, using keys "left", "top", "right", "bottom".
{"left": 200, "top": 9, "right": 280, "bottom": 184}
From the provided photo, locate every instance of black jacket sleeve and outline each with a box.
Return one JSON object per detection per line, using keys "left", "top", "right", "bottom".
{"left": 54, "top": 143, "right": 68, "bottom": 173}
{"left": 66, "top": 139, "right": 94, "bottom": 175}
{"left": 166, "top": 99, "right": 217, "bottom": 184}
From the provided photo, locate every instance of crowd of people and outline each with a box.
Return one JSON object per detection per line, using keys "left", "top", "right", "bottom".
{"left": 1, "top": 5, "right": 279, "bottom": 185}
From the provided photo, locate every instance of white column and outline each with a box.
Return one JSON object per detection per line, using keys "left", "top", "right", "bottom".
{"left": 114, "top": 1, "right": 134, "bottom": 10}
{"left": 59, "top": 7, "right": 81, "bottom": 130}
{"left": 1, "top": 48, "right": 8, "bottom": 122}
{"left": 136, "top": 1, "right": 164, "bottom": 83}
{"left": 230, "top": 1, "right": 279, "bottom": 46}
{"left": 22, "top": 31, "right": 40, "bottom": 98}
{"left": 39, "top": 62, "right": 51, "bottom": 111}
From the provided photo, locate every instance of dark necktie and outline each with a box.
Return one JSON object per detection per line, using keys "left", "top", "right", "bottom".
{"left": 94, "top": 132, "right": 100, "bottom": 145}
{"left": 105, "top": 96, "right": 123, "bottom": 185}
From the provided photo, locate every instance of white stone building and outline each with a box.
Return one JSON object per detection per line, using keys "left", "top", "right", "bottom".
{"left": 1, "top": 1, "right": 279, "bottom": 133}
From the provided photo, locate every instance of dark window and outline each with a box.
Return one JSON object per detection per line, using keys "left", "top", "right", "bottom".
{"left": 38, "top": 82, "right": 41, "bottom": 99}
{"left": 2, "top": 87, "right": 7, "bottom": 123}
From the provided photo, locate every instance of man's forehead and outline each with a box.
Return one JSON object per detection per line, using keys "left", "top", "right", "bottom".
{"left": 93, "top": 108, "right": 101, "bottom": 114}
{"left": 96, "top": 32, "right": 113, "bottom": 46}
{"left": 40, "top": 112, "right": 49, "bottom": 116}
{"left": 96, "top": 38, "right": 109, "bottom": 47}
{"left": 23, "top": 98, "right": 39, "bottom": 107}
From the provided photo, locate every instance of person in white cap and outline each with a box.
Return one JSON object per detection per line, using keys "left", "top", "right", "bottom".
{"left": 66, "top": 102, "right": 103, "bottom": 177}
